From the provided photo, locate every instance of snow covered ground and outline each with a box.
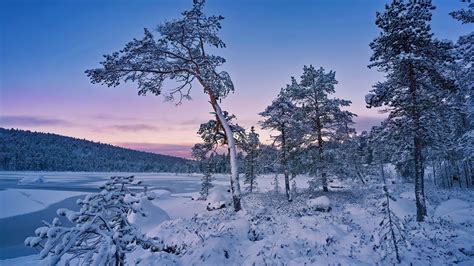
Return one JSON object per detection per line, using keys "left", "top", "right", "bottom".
{"left": 1, "top": 172, "right": 473, "bottom": 265}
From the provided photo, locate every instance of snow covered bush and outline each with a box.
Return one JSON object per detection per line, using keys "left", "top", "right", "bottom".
{"left": 206, "top": 185, "right": 231, "bottom": 211}
{"left": 25, "top": 176, "right": 161, "bottom": 265}
{"left": 18, "top": 175, "right": 45, "bottom": 185}
{"left": 307, "top": 196, "right": 331, "bottom": 212}
{"left": 374, "top": 184, "right": 406, "bottom": 263}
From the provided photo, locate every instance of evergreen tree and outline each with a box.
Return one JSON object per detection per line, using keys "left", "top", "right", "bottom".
{"left": 285, "top": 65, "right": 356, "bottom": 192}
{"left": 450, "top": 0, "right": 474, "bottom": 24}
{"left": 366, "top": 0, "right": 456, "bottom": 221}
{"left": 25, "top": 176, "right": 161, "bottom": 265}
{"left": 85, "top": 0, "right": 243, "bottom": 212}
{"left": 259, "top": 90, "right": 303, "bottom": 201}
{"left": 193, "top": 112, "right": 245, "bottom": 198}
{"left": 257, "top": 144, "right": 280, "bottom": 174}
{"left": 192, "top": 143, "right": 215, "bottom": 200}
{"left": 243, "top": 126, "right": 261, "bottom": 193}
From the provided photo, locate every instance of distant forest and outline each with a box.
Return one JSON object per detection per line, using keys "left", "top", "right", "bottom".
{"left": 0, "top": 128, "right": 197, "bottom": 172}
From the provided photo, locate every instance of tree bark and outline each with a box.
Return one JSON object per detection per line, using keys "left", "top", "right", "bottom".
{"left": 409, "top": 64, "right": 427, "bottom": 222}
{"left": 281, "top": 126, "right": 291, "bottom": 201}
{"left": 316, "top": 117, "right": 328, "bottom": 192}
{"left": 250, "top": 149, "right": 255, "bottom": 193}
{"left": 212, "top": 100, "right": 242, "bottom": 211}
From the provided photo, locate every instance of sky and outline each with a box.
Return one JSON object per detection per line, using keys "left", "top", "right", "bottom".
{"left": 0, "top": 0, "right": 470, "bottom": 158}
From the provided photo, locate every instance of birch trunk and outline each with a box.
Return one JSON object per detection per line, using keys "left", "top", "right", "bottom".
{"left": 212, "top": 101, "right": 242, "bottom": 212}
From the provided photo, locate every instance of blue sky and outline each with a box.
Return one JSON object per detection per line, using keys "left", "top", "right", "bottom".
{"left": 0, "top": 0, "right": 470, "bottom": 157}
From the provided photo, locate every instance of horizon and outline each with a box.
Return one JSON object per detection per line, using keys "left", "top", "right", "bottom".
{"left": 0, "top": 0, "right": 468, "bottom": 158}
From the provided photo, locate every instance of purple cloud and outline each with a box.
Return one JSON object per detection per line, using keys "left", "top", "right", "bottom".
{"left": 353, "top": 116, "right": 386, "bottom": 133}
{"left": 0, "top": 115, "right": 72, "bottom": 127}
{"left": 93, "top": 114, "right": 139, "bottom": 121}
{"left": 109, "top": 124, "right": 158, "bottom": 132}
{"left": 114, "top": 142, "right": 193, "bottom": 158}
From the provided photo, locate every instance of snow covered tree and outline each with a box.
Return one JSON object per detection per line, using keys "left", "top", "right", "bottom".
{"left": 376, "top": 174, "right": 406, "bottom": 263}
{"left": 197, "top": 111, "right": 246, "bottom": 151}
{"left": 85, "top": 0, "right": 243, "bottom": 211}
{"left": 193, "top": 113, "right": 245, "bottom": 198}
{"left": 285, "top": 65, "right": 356, "bottom": 192}
{"left": 330, "top": 131, "right": 371, "bottom": 185}
{"left": 450, "top": 0, "right": 474, "bottom": 24}
{"left": 436, "top": 0, "right": 474, "bottom": 187}
{"left": 260, "top": 90, "right": 303, "bottom": 201}
{"left": 25, "top": 176, "right": 160, "bottom": 265}
{"left": 243, "top": 126, "right": 261, "bottom": 193}
{"left": 422, "top": 0, "right": 473, "bottom": 188}
{"left": 257, "top": 144, "right": 280, "bottom": 174}
{"left": 192, "top": 143, "right": 215, "bottom": 199}
{"left": 366, "top": 0, "right": 456, "bottom": 221}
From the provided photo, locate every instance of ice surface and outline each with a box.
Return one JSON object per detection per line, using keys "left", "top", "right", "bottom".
{"left": 0, "top": 189, "right": 86, "bottom": 219}
{"left": 17, "top": 176, "right": 45, "bottom": 185}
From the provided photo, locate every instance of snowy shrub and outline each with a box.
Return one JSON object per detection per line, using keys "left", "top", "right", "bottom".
{"left": 18, "top": 176, "right": 46, "bottom": 185}
{"left": 374, "top": 184, "right": 406, "bottom": 263}
{"left": 206, "top": 186, "right": 231, "bottom": 211}
{"left": 307, "top": 196, "right": 331, "bottom": 212}
{"left": 25, "top": 176, "right": 162, "bottom": 265}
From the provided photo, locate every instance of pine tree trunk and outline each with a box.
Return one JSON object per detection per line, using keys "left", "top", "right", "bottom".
{"left": 250, "top": 151, "right": 254, "bottom": 193}
{"left": 281, "top": 126, "right": 291, "bottom": 201}
{"left": 321, "top": 172, "right": 328, "bottom": 192}
{"left": 409, "top": 64, "right": 427, "bottom": 222}
{"left": 380, "top": 163, "right": 385, "bottom": 181}
{"left": 464, "top": 161, "right": 470, "bottom": 188}
{"left": 316, "top": 116, "right": 328, "bottom": 192}
{"left": 414, "top": 136, "right": 426, "bottom": 221}
{"left": 212, "top": 101, "right": 242, "bottom": 212}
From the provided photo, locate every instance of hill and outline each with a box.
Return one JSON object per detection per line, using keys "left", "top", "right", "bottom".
{"left": 0, "top": 128, "right": 196, "bottom": 172}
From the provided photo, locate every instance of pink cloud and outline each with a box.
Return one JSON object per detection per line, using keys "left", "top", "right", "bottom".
{"left": 114, "top": 142, "right": 194, "bottom": 159}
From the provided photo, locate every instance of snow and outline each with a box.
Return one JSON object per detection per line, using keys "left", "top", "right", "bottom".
{"left": 128, "top": 198, "right": 170, "bottom": 234}
{"left": 389, "top": 197, "right": 416, "bottom": 219}
{"left": 156, "top": 196, "right": 206, "bottom": 219}
{"left": 0, "top": 255, "right": 44, "bottom": 266}
{"left": 17, "top": 176, "right": 46, "bottom": 185}
{"left": 205, "top": 185, "right": 231, "bottom": 210}
{"left": 307, "top": 196, "right": 331, "bottom": 211}
{"left": 0, "top": 189, "right": 86, "bottom": 219}
{"left": 434, "top": 199, "right": 473, "bottom": 223}
{"left": 2, "top": 173, "right": 474, "bottom": 265}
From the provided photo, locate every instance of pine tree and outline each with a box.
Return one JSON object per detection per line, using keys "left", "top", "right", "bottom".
{"left": 366, "top": 0, "right": 455, "bottom": 221}
{"left": 192, "top": 143, "right": 215, "bottom": 200}
{"left": 259, "top": 90, "right": 302, "bottom": 201}
{"left": 257, "top": 144, "right": 280, "bottom": 174}
{"left": 193, "top": 112, "right": 245, "bottom": 199}
{"left": 25, "top": 176, "right": 161, "bottom": 265}
{"left": 377, "top": 174, "right": 406, "bottom": 263}
{"left": 285, "top": 65, "right": 356, "bottom": 192}
{"left": 85, "top": 0, "right": 243, "bottom": 212}
{"left": 243, "top": 126, "right": 261, "bottom": 193}
{"left": 445, "top": 0, "right": 474, "bottom": 187}
{"left": 450, "top": 0, "right": 474, "bottom": 24}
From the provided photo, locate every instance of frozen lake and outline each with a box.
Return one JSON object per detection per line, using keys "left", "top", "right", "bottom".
{"left": 0, "top": 171, "right": 228, "bottom": 260}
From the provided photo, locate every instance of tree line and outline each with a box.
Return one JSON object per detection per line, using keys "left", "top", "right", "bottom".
{"left": 0, "top": 128, "right": 196, "bottom": 172}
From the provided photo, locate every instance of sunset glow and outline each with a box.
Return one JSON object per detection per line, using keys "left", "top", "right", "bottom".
{"left": 0, "top": 0, "right": 467, "bottom": 158}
